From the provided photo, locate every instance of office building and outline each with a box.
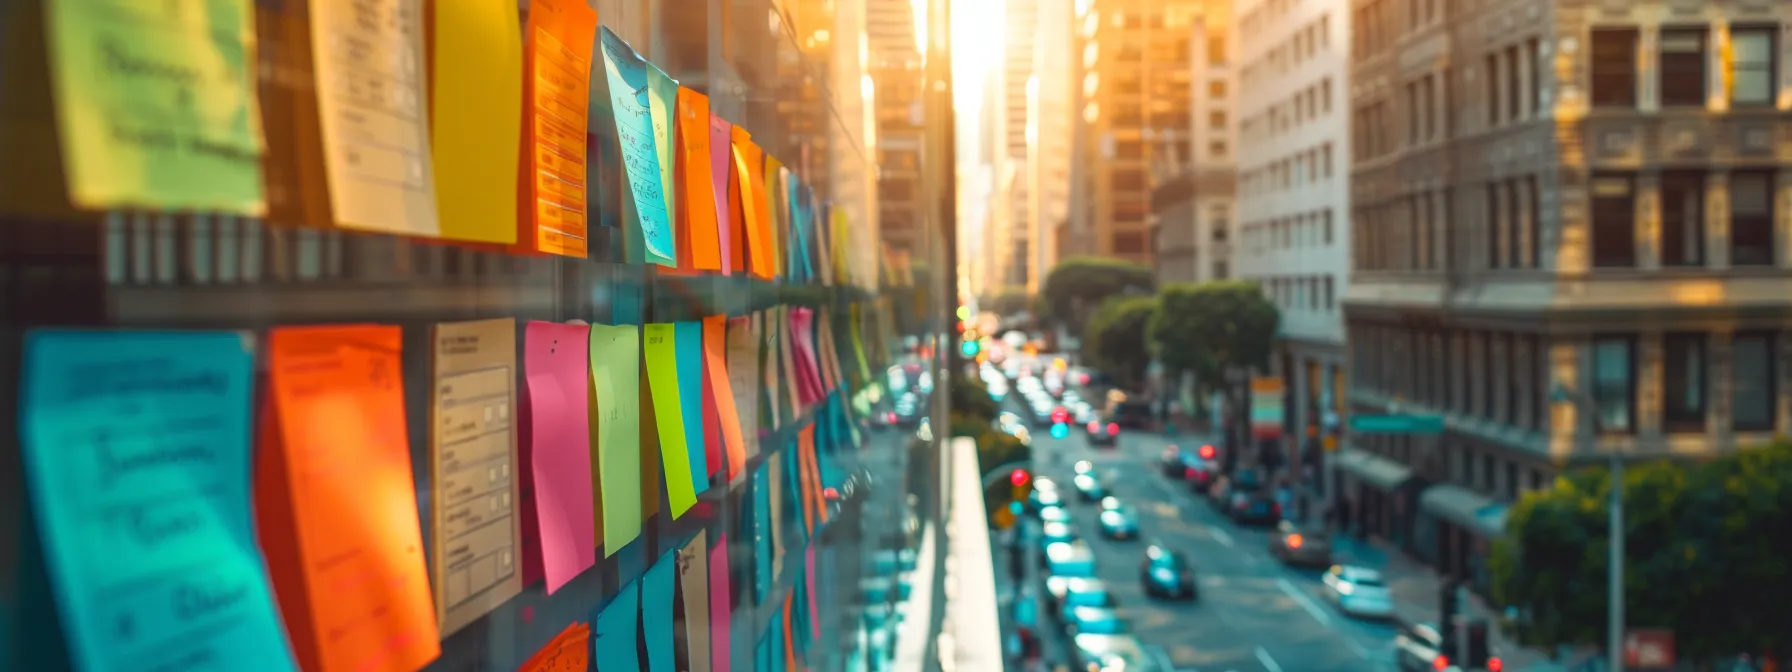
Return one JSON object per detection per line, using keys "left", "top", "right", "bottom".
{"left": 1151, "top": 1, "right": 1237, "bottom": 286}
{"left": 868, "top": 0, "right": 926, "bottom": 253}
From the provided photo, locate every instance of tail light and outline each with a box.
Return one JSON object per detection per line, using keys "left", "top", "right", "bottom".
{"left": 1087, "top": 421, "right": 1100, "bottom": 433}
{"left": 1487, "top": 657, "right": 1503, "bottom": 672}
{"left": 886, "top": 412, "right": 897, "bottom": 423}
{"left": 1273, "top": 503, "right": 1282, "bottom": 515}
{"left": 1198, "top": 444, "right": 1216, "bottom": 459}
{"left": 1184, "top": 467, "right": 1197, "bottom": 480}
{"left": 1106, "top": 423, "right": 1119, "bottom": 436}
{"left": 1431, "top": 655, "right": 1449, "bottom": 670}
{"left": 1287, "top": 534, "right": 1304, "bottom": 549}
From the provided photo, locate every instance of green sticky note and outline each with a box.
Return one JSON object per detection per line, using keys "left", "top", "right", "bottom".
{"left": 591, "top": 324, "right": 643, "bottom": 556}
{"left": 646, "top": 63, "right": 679, "bottom": 247}
{"left": 643, "top": 323, "right": 696, "bottom": 516}
{"left": 46, "top": 0, "right": 266, "bottom": 214}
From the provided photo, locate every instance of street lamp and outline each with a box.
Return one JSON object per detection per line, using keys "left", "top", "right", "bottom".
{"left": 1547, "top": 381, "right": 1624, "bottom": 672}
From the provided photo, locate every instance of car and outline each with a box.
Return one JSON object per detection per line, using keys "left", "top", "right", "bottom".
{"left": 1084, "top": 419, "right": 1120, "bottom": 448}
{"left": 1209, "top": 467, "right": 1265, "bottom": 508}
{"left": 1393, "top": 620, "right": 1454, "bottom": 672}
{"left": 1073, "top": 460, "right": 1095, "bottom": 475}
{"left": 1226, "top": 489, "right": 1283, "bottom": 526}
{"left": 1179, "top": 445, "right": 1224, "bottom": 492}
{"left": 1044, "top": 539, "right": 1098, "bottom": 578}
{"left": 1097, "top": 502, "right": 1140, "bottom": 540}
{"left": 1038, "top": 521, "right": 1079, "bottom": 554}
{"left": 1322, "top": 565, "right": 1397, "bottom": 620}
{"left": 1064, "top": 606, "right": 1128, "bottom": 636}
{"left": 1070, "top": 633, "right": 1159, "bottom": 672}
{"left": 1139, "top": 542, "right": 1198, "bottom": 600}
{"left": 1047, "top": 578, "right": 1115, "bottom": 622}
{"left": 1028, "top": 479, "right": 1062, "bottom": 511}
{"left": 1269, "top": 521, "right": 1335, "bottom": 567}
{"left": 1038, "top": 505, "right": 1073, "bottom": 525}
{"left": 1072, "top": 473, "right": 1107, "bottom": 502}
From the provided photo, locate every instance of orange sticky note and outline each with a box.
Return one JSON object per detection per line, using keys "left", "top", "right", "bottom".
{"left": 520, "top": 0, "right": 597, "bottom": 257}
{"left": 520, "top": 622, "right": 590, "bottom": 672}
{"left": 677, "top": 88, "right": 723, "bottom": 270}
{"left": 798, "top": 424, "right": 820, "bottom": 534}
{"left": 703, "top": 315, "right": 748, "bottom": 479}
{"left": 731, "top": 128, "right": 773, "bottom": 279}
{"left": 256, "top": 325, "right": 440, "bottom": 672}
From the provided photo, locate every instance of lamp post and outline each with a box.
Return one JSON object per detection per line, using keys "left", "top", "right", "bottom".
{"left": 1549, "top": 382, "right": 1623, "bottom": 672}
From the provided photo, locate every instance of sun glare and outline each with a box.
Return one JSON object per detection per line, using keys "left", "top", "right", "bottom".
{"left": 951, "top": 0, "right": 1005, "bottom": 113}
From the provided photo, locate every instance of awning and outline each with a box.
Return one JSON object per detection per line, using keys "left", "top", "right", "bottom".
{"left": 1335, "top": 448, "right": 1415, "bottom": 491}
{"left": 1420, "top": 484, "right": 1510, "bottom": 538}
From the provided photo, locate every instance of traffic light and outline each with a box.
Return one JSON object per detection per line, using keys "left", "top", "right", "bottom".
{"left": 961, "top": 339, "right": 980, "bottom": 357}
{"left": 1010, "top": 468, "right": 1033, "bottom": 504}
{"left": 1464, "top": 621, "right": 1492, "bottom": 669}
{"left": 1439, "top": 579, "right": 1462, "bottom": 653}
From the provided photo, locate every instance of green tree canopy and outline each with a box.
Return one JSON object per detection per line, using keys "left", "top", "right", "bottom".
{"left": 981, "top": 287, "right": 1032, "bottom": 316}
{"left": 1147, "top": 281, "right": 1280, "bottom": 383}
{"left": 1040, "top": 257, "right": 1154, "bottom": 330}
{"left": 1083, "top": 294, "right": 1158, "bottom": 390}
{"left": 1490, "top": 440, "right": 1792, "bottom": 662}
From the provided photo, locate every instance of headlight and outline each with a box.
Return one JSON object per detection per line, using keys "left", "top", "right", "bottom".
{"left": 1336, "top": 582, "right": 1355, "bottom": 596}
{"left": 1152, "top": 568, "right": 1175, "bottom": 581}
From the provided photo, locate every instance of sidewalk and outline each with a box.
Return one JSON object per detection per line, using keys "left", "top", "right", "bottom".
{"left": 1331, "top": 535, "right": 1574, "bottom": 671}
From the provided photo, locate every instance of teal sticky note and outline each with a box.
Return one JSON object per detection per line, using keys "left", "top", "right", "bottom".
{"left": 756, "top": 631, "right": 771, "bottom": 671}
{"left": 18, "top": 330, "right": 297, "bottom": 672}
{"left": 599, "top": 27, "right": 676, "bottom": 266}
{"left": 771, "top": 604, "right": 786, "bottom": 670}
{"left": 594, "top": 579, "right": 642, "bottom": 671}
{"left": 642, "top": 548, "right": 677, "bottom": 672}
{"left": 752, "top": 463, "right": 772, "bottom": 600}
{"left": 674, "top": 321, "right": 710, "bottom": 496}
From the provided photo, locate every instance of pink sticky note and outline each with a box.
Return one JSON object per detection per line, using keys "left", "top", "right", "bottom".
{"left": 805, "top": 546, "right": 819, "bottom": 642}
{"left": 709, "top": 534, "right": 734, "bottom": 672}
{"left": 788, "top": 309, "right": 825, "bottom": 405}
{"left": 709, "top": 114, "right": 735, "bottom": 275}
{"left": 524, "top": 321, "right": 597, "bottom": 595}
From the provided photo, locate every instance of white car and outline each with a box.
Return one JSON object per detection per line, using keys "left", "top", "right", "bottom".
{"left": 1321, "top": 565, "right": 1397, "bottom": 620}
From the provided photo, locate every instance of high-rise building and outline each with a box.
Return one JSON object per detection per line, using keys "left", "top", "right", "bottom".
{"left": 1233, "top": 0, "right": 1350, "bottom": 491}
{"left": 1341, "top": 0, "right": 1792, "bottom": 585}
{"left": 993, "top": 0, "right": 1040, "bottom": 290}
{"left": 1028, "top": 0, "right": 1076, "bottom": 292}
{"left": 1150, "top": 0, "right": 1236, "bottom": 287}
{"left": 1071, "top": 0, "right": 1202, "bottom": 266}
{"left": 868, "top": 0, "right": 925, "bottom": 254}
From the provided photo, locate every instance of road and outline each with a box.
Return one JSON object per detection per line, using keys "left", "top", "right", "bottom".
{"left": 1025, "top": 426, "right": 1401, "bottom": 672}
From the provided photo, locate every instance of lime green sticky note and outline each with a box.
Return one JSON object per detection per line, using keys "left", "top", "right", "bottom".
{"left": 643, "top": 323, "right": 696, "bottom": 516}
{"left": 46, "top": 0, "right": 266, "bottom": 215}
{"left": 591, "top": 324, "right": 643, "bottom": 556}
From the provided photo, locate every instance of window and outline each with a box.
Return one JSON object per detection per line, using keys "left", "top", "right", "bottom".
{"left": 1525, "top": 176, "right": 1540, "bottom": 267}
{"left": 1591, "top": 335, "right": 1635, "bottom": 433}
{"left": 1323, "top": 276, "right": 1335, "bottom": 309}
{"left": 1209, "top": 140, "right": 1229, "bottom": 158}
{"left": 1209, "top": 80, "right": 1228, "bottom": 98}
{"left": 1482, "top": 455, "right": 1496, "bottom": 492}
{"left": 1322, "top": 78, "right": 1333, "bottom": 113}
{"left": 1213, "top": 260, "right": 1229, "bottom": 279}
{"left": 1590, "top": 28, "right": 1638, "bottom": 108}
{"left": 1531, "top": 335, "right": 1547, "bottom": 430}
{"left": 1209, "top": 35, "right": 1228, "bottom": 65}
{"left": 1506, "top": 45, "right": 1522, "bottom": 119}
{"left": 1504, "top": 463, "right": 1518, "bottom": 501}
{"left": 1485, "top": 54, "right": 1501, "bottom": 125}
{"left": 1421, "top": 75, "right": 1435, "bottom": 139}
{"left": 1486, "top": 183, "right": 1502, "bottom": 269}
{"left": 1730, "top": 171, "right": 1775, "bottom": 267}
{"left": 1527, "top": 38, "right": 1542, "bottom": 116}
{"left": 1662, "top": 333, "right": 1706, "bottom": 431}
{"left": 1323, "top": 209, "right": 1334, "bottom": 244}
{"left": 1407, "top": 81, "right": 1421, "bottom": 144}
{"left": 1660, "top": 171, "right": 1704, "bottom": 267}
{"left": 1590, "top": 174, "right": 1636, "bottom": 268}
{"left": 1658, "top": 28, "right": 1707, "bottom": 107}
{"left": 1730, "top": 27, "right": 1777, "bottom": 107}
{"left": 1322, "top": 143, "right": 1334, "bottom": 178}
{"left": 1113, "top": 231, "right": 1147, "bottom": 254}
{"left": 1732, "top": 332, "right": 1776, "bottom": 431}
{"left": 1507, "top": 178, "right": 1523, "bottom": 267}
{"left": 1210, "top": 110, "right": 1228, "bottom": 129}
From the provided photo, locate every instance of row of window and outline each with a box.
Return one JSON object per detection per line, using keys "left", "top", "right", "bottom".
{"left": 1240, "top": 0, "right": 1322, "bottom": 42}
{"left": 1241, "top": 77, "right": 1336, "bottom": 145}
{"left": 1594, "top": 333, "right": 1778, "bottom": 433}
{"left": 1239, "top": 12, "right": 1334, "bottom": 83}
{"left": 1589, "top": 170, "right": 1778, "bottom": 269}
{"left": 1243, "top": 209, "right": 1335, "bottom": 254}
{"left": 1358, "top": 431, "right": 1544, "bottom": 503}
{"left": 1485, "top": 39, "right": 1546, "bottom": 127}
{"left": 1261, "top": 274, "right": 1338, "bottom": 313}
{"left": 1590, "top": 26, "right": 1779, "bottom": 109}
{"left": 1240, "top": 142, "right": 1336, "bottom": 195}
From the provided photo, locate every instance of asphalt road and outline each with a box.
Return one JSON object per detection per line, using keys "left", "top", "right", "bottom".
{"left": 1026, "top": 426, "right": 1400, "bottom": 672}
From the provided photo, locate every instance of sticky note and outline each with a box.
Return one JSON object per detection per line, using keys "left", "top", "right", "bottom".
{"left": 524, "top": 321, "right": 597, "bottom": 594}
{"left": 765, "top": 159, "right": 786, "bottom": 277}
{"left": 600, "top": 27, "right": 675, "bottom": 265}
{"left": 777, "top": 308, "right": 803, "bottom": 417}
{"left": 19, "top": 331, "right": 295, "bottom": 672}
{"left": 805, "top": 547, "right": 819, "bottom": 642}
{"left": 699, "top": 319, "right": 726, "bottom": 478}
{"left": 431, "top": 0, "right": 522, "bottom": 244}
{"left": 521, "top": 0, "right": 597, "bottom": 255}
{"left": 257, "top": 325, "right": 439, "bottom": 672}
{"left": 769, "top": 452, "right": 786, "bottom": 574}
{"left": 521, "top": 622, "right": 590, "bottom": 672}
{"left": 677, "top": 89, "right": 723, "bottom": 270}
{"left": 725, "top": 315, "right": 762, "bottom": 460}
{"left": 678, "top": 532, "right": 712, "bottom": 672}
{"left": 308, "top": 0, "right": 440, "bottom": 235}
{"left": 705, "top": 316, "right": 749, "bottom": 479}
{"left": 708, "top": 534, "right": 733, "bottom": 672}
{"left": 674, "top": 321, "right": 711, "bottom": 496}
{"left": 430, "top": 319, "right": 524, "bottom": 635}
{"left": 730, "top": 129, "right": 772, "bottom": 278}
{"left": 642, "top": 548, "right": 677, "bottom": 672}
{"left": 646, "top": 65, "right": 679, "bottom": 248}
{"left": 593, "top": 580, "right": 641, "bottom": 672}
{"left": 708, "top": 114, "right": 735, "bottom": 274}
{"left": 643, "top": 323, "right": 697, "bottom": 516}
{"left": 46, "top": 0, "right": 265, "bottom": 214}
{"left": 590, "top": 324, "right": 644, "bottom": 556}
{"left": 752, "top": 463, "right": 773, "bottom": 599}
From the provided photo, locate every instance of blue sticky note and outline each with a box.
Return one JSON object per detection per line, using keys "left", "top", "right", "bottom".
{"left": 756, "top": 631, "right": 771, "bottom": 671}
{"left": 674, "top": 321, "right": 710, "bottom": 495}
{"left": 753, "top": 463, "right": 773, "bottom": 600}
{"left": 594, "top": 579, "right": 642, "bottom": 671}
{"left": 18, "top": 330, "right": 297, "bottom": 672}
{"left": 599, "top": 27, "right": 676, "bottom": 266}
{"left": 642, "top": 548, "right": 677, "bottom": 672}
{"left": 771, "top": 604, "right": 787, "bottom": 670}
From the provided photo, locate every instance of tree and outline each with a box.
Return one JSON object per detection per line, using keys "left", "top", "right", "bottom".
{"left": 1040, "top": 257, "right": 1154, "bottom": 331}
{"left": 1147, "top": 282, "right": 1279, "bottom": 447}
{"left": 982, "top": 287, "right": 1032, "bottom": 316}
{"left": 1083, "top": 295, "right": 1158, "bottom": 390}
{"left": 1490, "top": 440, "right": 1792, "bottom": 663}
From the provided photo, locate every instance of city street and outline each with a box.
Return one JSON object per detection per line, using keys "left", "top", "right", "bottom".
{"left": 1022, "top": 426, "right": 1404, "bottom": 672}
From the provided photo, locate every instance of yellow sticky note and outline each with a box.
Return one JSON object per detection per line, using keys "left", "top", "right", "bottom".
{"left": 46, "top": 0, "right": 266, "bottom": 214}
{"left": 643, "top": 323, "right": 697, "bottom": 516}
{"left": 430, "top": 0, "right": 522, "bottom": 244}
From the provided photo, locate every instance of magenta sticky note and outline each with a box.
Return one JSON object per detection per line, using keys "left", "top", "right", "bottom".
{"left": 523, "top": 321, "right": 596, "bottom": 595}
{"left": 709, "top": 114, "right": 735, "bottom": 275}
{"left": 788, "top": 309, "right": 825, "bottom": 405}
{"left": 709, "top": 534, "right": 733, "bottom": 672}
{"left": 805, "top": 546, "right": 819, "bottom": 642}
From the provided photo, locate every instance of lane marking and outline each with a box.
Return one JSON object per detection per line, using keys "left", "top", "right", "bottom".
{"left": 1143, "top": 644, "right": 1177, "bottom": 672}
{"left": 1209, "top": 527, "right": 1236, "bottom": 548}
{"left": 1276, "top": 577, "right": 1333, "bottom": 627}
{"left": 1253, "top": 647, "right": 1284, "bottom": 672}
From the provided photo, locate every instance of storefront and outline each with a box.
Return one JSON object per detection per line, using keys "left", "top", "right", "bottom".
{"left": 1333, "top": 448, "right": 1427, "bottom": 551}
{"left": 1417, "top": 485, "right": 1510, "bottom": 596}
